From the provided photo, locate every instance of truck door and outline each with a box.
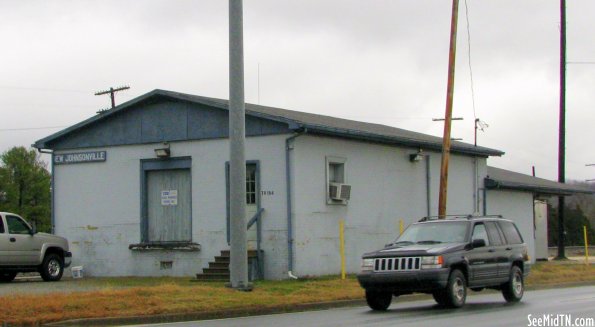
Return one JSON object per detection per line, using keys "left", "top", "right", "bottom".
{"left": 5, "top": 215, "right": 38, "bottom": 265}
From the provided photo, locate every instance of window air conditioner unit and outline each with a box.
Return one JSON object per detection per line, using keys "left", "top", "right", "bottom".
{"left": 329, "top": 182, "right": 351, "bottom": 201}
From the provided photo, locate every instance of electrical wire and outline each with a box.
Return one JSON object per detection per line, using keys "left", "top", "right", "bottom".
{"left": 464, "top": 0, "right": 477, "bottom": 122}
{"left": 0, "top": 126, "right": 66, "bottom": 132}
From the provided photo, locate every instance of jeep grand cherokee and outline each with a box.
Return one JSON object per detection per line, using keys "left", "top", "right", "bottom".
{"left": 357, "top": 216, "right": 530, "bottom": 311}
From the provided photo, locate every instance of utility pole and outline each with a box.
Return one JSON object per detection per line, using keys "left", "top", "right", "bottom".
{"left": 228, "top": 0, "right": 250, "bottom": 290}
{"left": 94, "top": 86, "right": 130, "bottom": 109}
{"left": 438, "top": 0, "right": 460, "bottom": 218}
{"left": 556, "top": 0, "right": 567, "bottom": 260}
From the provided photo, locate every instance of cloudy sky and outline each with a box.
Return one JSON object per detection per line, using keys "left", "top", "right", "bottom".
{"left": 1, "top": 0, "right": 594, "bottom": 181}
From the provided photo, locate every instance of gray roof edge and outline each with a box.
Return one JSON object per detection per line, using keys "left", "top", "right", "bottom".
{"left": 485, "top": 167, "right": 594, "bottom": 195}
{"left": 303, "top": 125, "right": 503, "bottom": 157}
{"left": 33, "top": 89, "right": 503, "bottom": 158}
{"left": 33, "top": 89, "right": 164, "bottom": 149}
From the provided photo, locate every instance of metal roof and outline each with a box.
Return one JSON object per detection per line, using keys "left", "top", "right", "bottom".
{"left": 485, "top": 166, "right": 593, "bottom": 196}
{"left": 34, "top": 89, "right": 504, "bottom": 157}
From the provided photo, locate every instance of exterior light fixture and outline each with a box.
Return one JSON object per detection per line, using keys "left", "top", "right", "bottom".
{"left": 155, "top": 143, "right": 170, "bottom": 158}
{"left": 409, "top": 149, "right": 424, "bottom": 162}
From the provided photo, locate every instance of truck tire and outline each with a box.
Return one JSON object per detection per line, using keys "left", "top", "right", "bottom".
{"left": 0, "top": 272, "right": 17, "bottom": 283}
{"left": 40, "top": 253, "right": 64, "bottom": 282}
{"left": 365, "top": 290, "right": 392, "bottom": 311}
{"left": 502, "top": 265, "right": 524, "bottom": 303}
{"left": 432, "top": 290, "right": 448, "bottom": 306}
{"left": 444, "top": 269, "right": 467, "bottom": 308}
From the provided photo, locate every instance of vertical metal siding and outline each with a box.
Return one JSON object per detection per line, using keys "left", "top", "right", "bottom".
{"left": 147, "top": 169, "right": 191, "bottom": 242}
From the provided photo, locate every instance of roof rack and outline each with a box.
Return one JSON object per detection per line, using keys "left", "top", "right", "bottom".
{"left": 418, "top": 214, "right": 503, "bottom": 222}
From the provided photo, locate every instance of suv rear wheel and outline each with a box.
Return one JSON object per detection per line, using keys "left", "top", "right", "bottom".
{"left": 0, "top": 272, "right": 17, "bottom": 283}
{"left": 40, "top": 253, "right": 64, "bottom": 282}
{"left": 365, "top": 290, "right": 392, "bottom": 311}
{"left": 502, "top": 265, "right": 524, "bottom": 303}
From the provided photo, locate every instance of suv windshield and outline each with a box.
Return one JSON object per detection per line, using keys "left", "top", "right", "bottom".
{"left": 393, "top": 221, "right": 469, "bottom": 244}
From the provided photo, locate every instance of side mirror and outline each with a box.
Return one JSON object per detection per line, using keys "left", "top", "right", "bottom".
{"left": 471, "top": 238, "right": 486, "bottom": 248}
{"left": 30, "top": 225, "right": 37, "bottom": 235}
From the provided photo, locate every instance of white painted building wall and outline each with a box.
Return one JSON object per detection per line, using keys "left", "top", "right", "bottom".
{"left": 486, "top": 190, "right": 536, "bottom": 263}
{"left": 56, "top": 132, "right": 534, "bottom": 279}
{"left": 54, "top": 134, "right": 291, "bottom": 278}
{"left": 290, "top": 135, "right": 488, "bottom": 276}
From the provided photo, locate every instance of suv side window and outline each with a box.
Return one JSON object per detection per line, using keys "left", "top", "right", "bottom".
{"left": 485, "top": 221, "right": 504, "bottom": 246}
{"left": 6, "top": 215, "right": 31, "bottom": 235}
{"left": 0, "top": 215, "right": 4, "bottom": 233}
{"left": 471, "top": 223, "right": 490, "bottom": 246}
{"left": 498, "top": 221, "right": 523, "bottom": 244}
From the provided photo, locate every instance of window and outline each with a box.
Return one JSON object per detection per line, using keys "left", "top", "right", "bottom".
{"left": 326, "top": 156, "right": 347, "bottom": 204}
{"left": 498, "top": 221, "right": 523, "bottom": 244}
{"left": 471, "top": 223, "right": 489, "bottom": 246}
{"left": 7, "top": 215, "right": 31, "bottom": 235}
{"left": 0, "top": 216, "right": 4, "bottom": 233}
{"left": 485, "top": 221, "right": 504, "bottom": 246}
{"left": 396, "top": 222, "right": 468, "bottom": 244}
{"left": 328, "top": 162, "right": 344, "bottom": 183}
{"left": 246, "top": 164, "right": 257, "bottom": 205}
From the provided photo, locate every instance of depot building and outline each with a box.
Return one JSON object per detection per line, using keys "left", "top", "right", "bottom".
{"left": 33, "top": 89, "right": 591, "bottom": 279}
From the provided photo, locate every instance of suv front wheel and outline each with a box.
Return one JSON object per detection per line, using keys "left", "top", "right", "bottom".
{"left": 441, "top": 269, "right": 467, "bottom": 308}
{"left": 365, "top": 290, "right": 392, "bottom": 311}
{"left": 502, "top": 265, "right": 524, "bottom": 302}
{"left": 40, "top": 253, "right": 64, "bottom": 282}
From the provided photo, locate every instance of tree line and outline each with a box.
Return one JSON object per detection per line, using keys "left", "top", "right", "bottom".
{"left": 0, "top": 146, "right": 51, "bottom": 232}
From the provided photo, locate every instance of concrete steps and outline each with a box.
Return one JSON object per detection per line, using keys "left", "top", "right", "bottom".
{"left": 196, "top": 250, "right": 260, "bottom": 281}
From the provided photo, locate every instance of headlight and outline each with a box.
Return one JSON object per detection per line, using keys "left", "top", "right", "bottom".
{"left": 421, "top": 256, "right": 444, "bottom": 269}
{"left": 361, "top": 258, "right": 375, "bottom": 272}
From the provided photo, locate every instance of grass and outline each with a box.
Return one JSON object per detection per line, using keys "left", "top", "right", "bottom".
{"left": 526, "top": 261, "right": 595, "bottom": 287}
{"left": 1, "top": 262, "right": 594, "bottom": 325}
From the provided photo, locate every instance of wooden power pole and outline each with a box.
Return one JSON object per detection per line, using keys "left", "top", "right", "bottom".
{"left": 438, "top": 0, "right": 460, "bottom": 218}
{"left": 94, "top": 86, "right": 130, "bottom": 109}
{"left": 556, "top": 0, "right": 567, "bottom": 260}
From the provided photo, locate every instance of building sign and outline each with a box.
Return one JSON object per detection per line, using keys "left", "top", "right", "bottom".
{"left": 161, "top": 190, "right": 178, "bottom": 206}
{"left": 54, "top": 151, "right": 107, "bottom": 165}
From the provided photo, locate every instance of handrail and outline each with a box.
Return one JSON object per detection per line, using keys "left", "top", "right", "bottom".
{"left": 246, "top": 207, "right": 265, "bottom": 279}
{"left": 247, "top": 208, "right": 265, "bottom": 230}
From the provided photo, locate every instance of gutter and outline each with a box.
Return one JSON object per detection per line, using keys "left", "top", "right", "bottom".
{"left": 484, "top": 178, "right": 590, "bottom": 196}
{"left": 285, "top": 129, "right": 306, "bottom": 279}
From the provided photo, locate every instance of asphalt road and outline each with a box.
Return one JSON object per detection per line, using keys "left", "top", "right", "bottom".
{"left": 130, "top": 286, "right": 595, "bottom": 327}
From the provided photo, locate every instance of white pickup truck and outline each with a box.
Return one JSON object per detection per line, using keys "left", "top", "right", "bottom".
{"left": 0, "top": 212, "right": 71, "bottom": 282}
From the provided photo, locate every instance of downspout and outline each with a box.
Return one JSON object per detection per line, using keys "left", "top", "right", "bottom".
{"left": 473, "top": 156, "right": 479, "bottom": 214}
{"left": 482, "top": 186, "right": 487, "bottom": 216}
{"left": 37, "top": 148, "right": 54, "bottom": 234}
{"left": 285, "top": 130, "right": 305, "bottom": 279}
{"left": 424, "top": 154, "right": 431, "bottom": 217}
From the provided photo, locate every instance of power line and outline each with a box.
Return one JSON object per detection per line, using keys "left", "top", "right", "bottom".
{"left": 0, "top": 126, "right": 66, "bottom": 132}
{"left": 464, "top": 0, "right": 477, "bottom": 121}
{"left": 0, "top": 85, "right": 90, "bottom": 93}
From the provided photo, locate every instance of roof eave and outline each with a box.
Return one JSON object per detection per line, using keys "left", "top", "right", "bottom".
{"left": 303, "top": 125, "right": 504, "bottom": 157}
{"left": 485, "top": 178, "right": 593, "bottom": 196}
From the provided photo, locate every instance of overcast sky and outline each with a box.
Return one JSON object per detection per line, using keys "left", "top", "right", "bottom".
{"left": 1, "top": 0, "right": 594, "bottom": 181}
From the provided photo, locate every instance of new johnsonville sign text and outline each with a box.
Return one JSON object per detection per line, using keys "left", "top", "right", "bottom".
{"left": 54, "top": 151, "right": 107, "bottom": 165}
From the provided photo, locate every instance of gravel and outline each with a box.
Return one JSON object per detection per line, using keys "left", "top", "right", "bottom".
{"left": 0, "top": 274, "right": 119, "bottom": 296}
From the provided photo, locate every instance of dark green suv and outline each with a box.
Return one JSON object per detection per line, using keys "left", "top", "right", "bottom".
{"left": 357, "top": 216, "right": 530, "bottom": 311}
